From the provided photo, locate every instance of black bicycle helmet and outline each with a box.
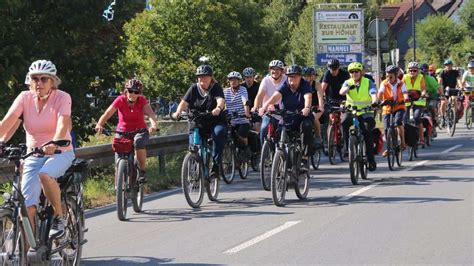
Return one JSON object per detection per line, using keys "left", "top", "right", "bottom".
{"left": 195, "top": 65, "right": 213, "bottom": 76}
{"left": 327, "top": 59, "right": 340, "bottom": 70}
{"left": 420, "top": 63, "right": 429, "bottom": 73}
{"left": 303, "top": 67, "right": 316, "bottom": 76}
{"left": 385, "top": 65, "right": 399, "bottom": 74}
{"left": 286, "top": 64, "right": 302, "bottom": 75}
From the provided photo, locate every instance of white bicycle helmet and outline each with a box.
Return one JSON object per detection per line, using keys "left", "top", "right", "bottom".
{"left": 268, "top": 60, "right": 284, "bottom": 69}
{"left": 25, "top": 60, "right": 61, "bottom": 85}
{"left": 242, "top": 67, "right": 256, "bottom": 77}
{"left": 227, "top": 71, "right": 242, "bottom": 80}
{"left": 407, "top": 61, "right": 419, "bottom": 69}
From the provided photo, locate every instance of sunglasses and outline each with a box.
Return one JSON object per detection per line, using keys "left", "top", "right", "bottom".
{"left": 31, "top": 76, "right": 51, "bottom": 83}
{"left": 409, "top": 69, "right": 418, "bottom": 72}
{"left": 349, "top": 70, "right": 360, "bottom": 74}
{"left": 127, "top": 89, "right": 141, "bottom": 94}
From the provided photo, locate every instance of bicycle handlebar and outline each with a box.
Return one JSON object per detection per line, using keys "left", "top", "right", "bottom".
{"left": 0, "top": 140, "right": 70, "bottom": 161}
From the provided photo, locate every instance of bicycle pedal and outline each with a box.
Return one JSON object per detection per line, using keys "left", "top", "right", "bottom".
{"left": 80, "top": 239, "right": 88, "bottom": 245}
{"left": 83, "top": 227, "right": 89, "bottom": 233}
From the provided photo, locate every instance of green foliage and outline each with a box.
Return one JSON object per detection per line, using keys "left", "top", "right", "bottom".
{"left": 458, "top": 0, "right": 474, "bottom": 39}
{"left": 0, "top": 1, "right": 144, "bottom": 145}
{"left": 117, "top": 0, "right": 275, "bottom": 99}
{"left": 415, "top": 14, "right": 467, "bottom": 67}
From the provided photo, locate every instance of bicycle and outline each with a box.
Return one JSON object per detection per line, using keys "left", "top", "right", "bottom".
{"left": 105, "top": 128, "right": 147, "bottom": 221}
{"left": 445, "top": 87, "right": 463, "bottom": 137}
{"left": 463, "top": 89, "right": 473, "bottom": 129}
{"left": 222, "top": 111, "right": 252, "bottom": 183}
{"left": 176, "top": 111, "right": 220, "bottom": 208}
{"left": 270, "top": 109, "right": 311, "bottom": 207}
{"left": 310, "top": 107, "right": 323, "bottom": 170}
{"left": 259, "top": 112, "right": 279, "bottom": 191}
{"left": 0, "top": 140, "right": 88, "bottom": 265}
{"left": 327, "top": 102, "right": 345, "bottom": 165}
{"left": 346, "top": 106, "right": 375, "bottom": 185}
{"left": 380, "top": 100, "right": 404, "bottom": 171}
{"left": 249, "top": 112, "right": 261, "bottom": 172}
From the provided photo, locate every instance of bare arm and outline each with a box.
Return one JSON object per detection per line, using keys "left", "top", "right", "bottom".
{"left": 143, "top": 103, "right": 158, "bottom": 128}
{"left": 53, "top": 115, "right": 71, "bottom": 140}
{"left": 0, "top": 118, "right": 21, "bottom": 143}
{"left": 261, "top": 92, "right": 282, "bottom": 111}
{"left": 95, "top": 105, "right": 117, "bottom": 134}
{"left": 321, "top": 82, "right": 329, "bottom": 93}
{"left": 339, "top": 84, "right": 350, "bottom": 95}
{"left": 316, "top": 82, "right": 324, "bottom": 111}
{"left": 253, "top": 87, "right": 265, "bottom": 111}
{"left": 0, "top": 113, "right": 20, "bottom": 140}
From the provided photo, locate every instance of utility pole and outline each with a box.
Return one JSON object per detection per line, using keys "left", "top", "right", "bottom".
{"left": 412, "top": 0, "right": 416, "bottom": 61}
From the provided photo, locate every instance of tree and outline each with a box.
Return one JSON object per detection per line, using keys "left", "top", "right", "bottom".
{"left": 458, "top": 0, "right": 474, "bottom": 39}
{"left": 0, "top": 1, "right": 144, "bottom": 144}
{"left": 117, "top": 0, "right": 275, "bottom": 100}
{"left": 415, "top": 14, "right": 467, "bottom": 67}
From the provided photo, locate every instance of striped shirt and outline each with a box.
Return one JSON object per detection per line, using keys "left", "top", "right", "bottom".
{"left": 224, "top": 86, "right": 249, "bottom": 125}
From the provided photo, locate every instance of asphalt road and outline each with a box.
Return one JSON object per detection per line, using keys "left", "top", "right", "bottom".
{"left": 81, "top": 126, "right": 473, "bottom": 265}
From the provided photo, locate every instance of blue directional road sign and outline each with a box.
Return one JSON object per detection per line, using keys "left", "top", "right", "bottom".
{"left": 316, "top": 53, "right": 363, "bottom": 65}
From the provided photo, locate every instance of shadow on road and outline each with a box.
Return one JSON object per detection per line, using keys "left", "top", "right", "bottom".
{"left": 81, "top": 256, "right": 173, "bottom": 265}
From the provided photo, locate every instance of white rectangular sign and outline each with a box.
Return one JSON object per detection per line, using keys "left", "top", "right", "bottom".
{"left": 315, "top": 11, "right": 362, "bottom": 21}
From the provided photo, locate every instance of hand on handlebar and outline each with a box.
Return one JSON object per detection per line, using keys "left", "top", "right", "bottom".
{"left": 211, "top": 107, "right": 221, "bottom": 116}
{"left": 95, "top": 124, "right": 105, "bottom": 135}
{"left": 302, "top": 107, "right": 311, "bottom": 117}
{"left": 42, "top": 143, "right": 57, "bottom": 155}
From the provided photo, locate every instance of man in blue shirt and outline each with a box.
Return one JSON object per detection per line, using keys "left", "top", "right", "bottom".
{"left": 260, "top": 65, "right": 314, "bottom": 165}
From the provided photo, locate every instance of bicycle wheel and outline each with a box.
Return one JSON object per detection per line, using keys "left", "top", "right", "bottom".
{"left": 238, "top": 160, "right": 249, "bottom": 179}
{"left": 221, "top": 143, "right": 235, "bottom": 184}
{"left": 466, "top": 106, "right": 472, "bottom": 129}
{"left": 359, "top": 140, "right": 368, "bottom": 180}
{"left": 408, "top": 146, "right": 415, "bottom": 161}
{"left": 181, "top": 153, "right": 204, "bottom": 208}
{"left": 396, "top": 138, "right": 403, "bottom": 167}
{"left": 132, "top": 163, "right": 144, "bottom": 213}
{"left": 205, "top": 170, "right": 220, "bottom": 202}
{"left": 251, "top": 152, "right": 260, "bottom": 172}
{"left": 60, "top": 196, "right": 84, "bottom": 266}
{"left": 311, "top": 149, "right": 321, "bottom": 170}
{"left": 116, "top": 159, "right": 129, "bottom": 221}
{"left": 348, "top": 135, "right": 359, "bottom": 185}
{"left": 0, "top": 208, "right": 26, "bottom": 266}
{"left": 271, "top": 149, "right": 287, "bottom": 207}
{"left": 327, "top": 126, "right": 337, "bottom": 165}
{"left": 446, "top": 105, "right": 456, "bottom": 137}
{"left": 386, "top": 128, "right": 396, "bottom": 171}
{"left": 260, "top": 141, "right": 273, "bottom": 191}
{"left": 295, "top": 171, "right": 310, "bottom": 200}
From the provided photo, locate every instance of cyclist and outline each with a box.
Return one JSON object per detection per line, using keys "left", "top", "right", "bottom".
{"left": 377, "top": 65, "right": 408, "bottom": 156}
{"left": 420, "top": 63, "right": 442, "bottom": 136}
{"left": 0, "top": 60, "right": 74, "bottom": 239}
{"left": 252, "top": 60, "right": 287, "bottom": 144}
{"left": 462, "top": 61, "right": 474, "bottom": 117}
{"left": 340, "top": 62, "right": 378, "bottom": 171}
{"left": 428, "top": 64, "right": 437, "bottom": 78}
{"left": 321, "top": 59, "right": 350, "bottom": 155}
{"left": 259, "top": 64, "right": 313, "bottom": 166}
{"left": 95, "top": 79, "right": 158, "bottom": 184}
{"left": 438, "top": 59, "right": 463, "bottom": 123}
{"left": 171, "top": 65, "right": 226, "bottom": 178}
{"left": 241, "top": 67, "right": 261, "bottom": 132}
{"left": 403, "top": 62, "right": 427, "bottom": 145}
{"left": 224, "top": 71, "right": 252, "bottom": 158}
{"left": 303, "top": 66, "right": 324, "bottom": 147}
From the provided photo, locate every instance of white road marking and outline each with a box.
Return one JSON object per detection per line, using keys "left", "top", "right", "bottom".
{"left": 406, "top": 160, "right": 429, "bottom": 171}
{"left": 224, "top": 221, "right": 301, "bottom": 254}
{"left": 440, "top": 144, "right": 462, "bottom": 154}
{"left": 338, "top": 183, "right": 379, "bottom": 201}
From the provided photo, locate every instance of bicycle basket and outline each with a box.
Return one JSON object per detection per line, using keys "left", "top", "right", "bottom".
{"left": 112, "top": 137, "right": 133, "bottom": 153}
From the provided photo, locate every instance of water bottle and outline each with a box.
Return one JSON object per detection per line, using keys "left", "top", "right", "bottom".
{"left": 353, "top": 117, "right": 359, "bottom": 128}
{"left": 193, "top": 128, "right": 201, "bottom": 145}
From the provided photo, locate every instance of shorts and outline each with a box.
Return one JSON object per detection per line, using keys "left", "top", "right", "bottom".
{"left": 22, "top": 150, "right": 75, "bottom": 207}
{"left": 116, "top": 130, "right": 149, "bottom": 150}
{"left": 445, "top": 88, "right": 460, "bottom": 97}
{"left": 383, "top": 109, "right": 405, "bottom": 130}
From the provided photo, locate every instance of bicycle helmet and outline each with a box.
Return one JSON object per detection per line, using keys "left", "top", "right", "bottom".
{"left": 443, "top": 59, "right": 453, "bottom": 65}
{"left": 286, "top": 64, "right": 302, "bottom": 75}
{"left": 385, "top": 65, "right": 399, "bottom": 74}
{"left": 468, "top": 61, "right": 474, "bottom": 68}
{"left": 420, "top": 63, "right": 429, "bottom": 73}
{"left": 268, "top": 60, "right": 284, "bottom": 69}
{"left": 195, "top": 65, "right": 213, "bottom": 76}
{"left": 347, "top": 62, "right": 363, "bottom": 72}
{"left": 125, "top": 79, "right": 143, "bottom": 91}
{"left": 242, "top": 67, "right": 256, "bottom": 77}
{"left": 327, "top": 59, "right": 340, "bottom": 70}
{"left": 227, "top": 71, "right": 242, "bottom": 80}
{"left": 407, "top": 61, "right": 419, "bottom": 69}
{"left": 303, "top": 67, "right": 316, "bottom": 76}
{"left": 25, "top": 60, "right": 61, "bottom": 85}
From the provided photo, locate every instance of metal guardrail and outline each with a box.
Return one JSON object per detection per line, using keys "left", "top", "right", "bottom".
{"left": 0, "top": 133, "right": 189, "bottom": 182}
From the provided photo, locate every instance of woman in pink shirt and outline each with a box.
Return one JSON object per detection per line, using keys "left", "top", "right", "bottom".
{"left": 0, "top": 60, "right": 74, "bottom": 240}
{"left": 95, "top": 79, "right": 158, "bottom": 183}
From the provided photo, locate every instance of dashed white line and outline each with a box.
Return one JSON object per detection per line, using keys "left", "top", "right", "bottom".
{"left": 440, "top": 144, "right": 462, "bottom": 154}
{"left": 406, "top": 160, "right": 429, "bottom": 171}
{"left": 224, "top": 221, "right": 301, "bottom": 254}
{"left": 338, "top": 183, "right": 379, "bottom": 201}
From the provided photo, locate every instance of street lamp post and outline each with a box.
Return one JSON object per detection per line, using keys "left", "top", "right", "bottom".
{"left": 412, "top": 0, "right": 416, "bottom": 61}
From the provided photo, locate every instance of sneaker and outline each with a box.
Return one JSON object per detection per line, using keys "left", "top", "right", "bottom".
{"left": 419, "top": 139, "right": 425, "bottom": 146}
{"left": 368, "top": 161, "right": 377, "bottom": 171}
{"left": 210, "top": 164, "right": 219, "bottom": 179}
{"left": 137, "top": 170, "right": 147, "bottom": 184}
{"left": 50, "top": 216, "right": 66, "bottom": 239}
{"left": 382, "top": 150, "right": 390, "bottom": 157}
{"left": 301, "top": 158, "right": 309, "bottom": 172}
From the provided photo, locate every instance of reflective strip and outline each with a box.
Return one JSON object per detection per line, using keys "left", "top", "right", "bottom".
{"left": 346, "top": 100, "right": 372, "bottom": 105}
